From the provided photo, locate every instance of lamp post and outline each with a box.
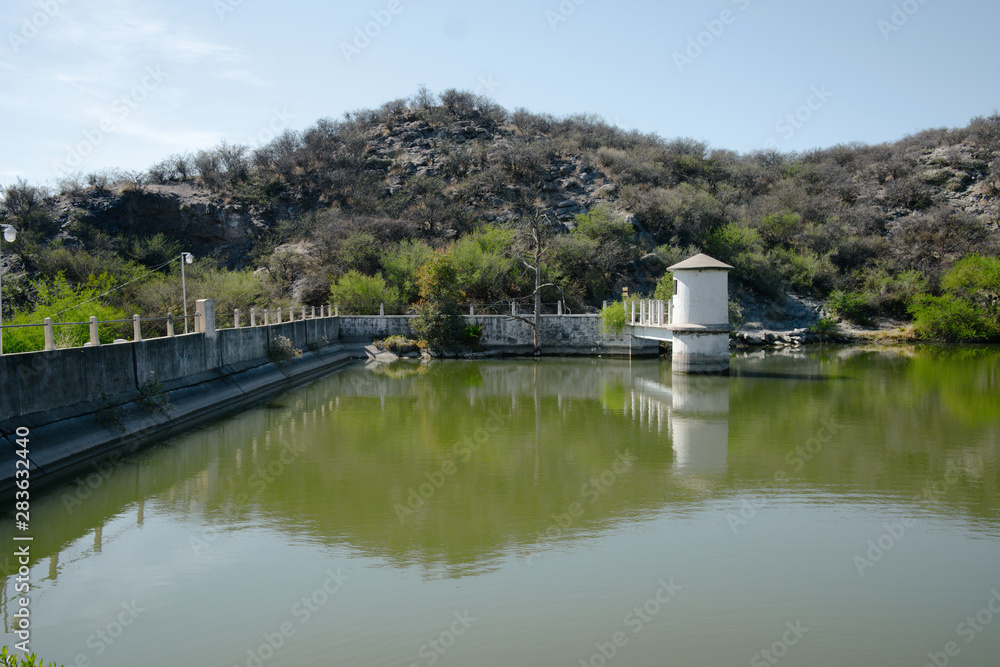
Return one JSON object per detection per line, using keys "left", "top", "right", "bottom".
{"left": 0, "top": 224, "right": 17, "bottom": 355}
{"left": 180, "top": 252, "right": 193, "bottom": 333}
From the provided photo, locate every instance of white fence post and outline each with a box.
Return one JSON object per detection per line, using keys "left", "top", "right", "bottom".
{"left": 89, "top": 316, "right": 100, "bottom": 346}
{"left": 133, "top": 314, "right": 142, "bottom": 342}
{"left": 44, "top": 317, "right": 55, "bottom": 351}
{"left": 196, "top": 300, "right": 216, "bottom": 339}
{"left": 234, "top": 308, "right": 241, "bottom": 329}
{"left": 166, "top": 313, "right": 174, "bottom": 337}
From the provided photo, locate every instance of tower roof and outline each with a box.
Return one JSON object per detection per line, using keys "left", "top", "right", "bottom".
{"left": 667, "top": 253, "right": 734, "bottom": 272}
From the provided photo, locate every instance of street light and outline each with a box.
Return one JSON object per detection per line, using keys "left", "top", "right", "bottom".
{"left": 0, "top": 224, "right": 17, "bottom": 355}
{"left": 180, "top": 252, "right": 193, "bottom": 333}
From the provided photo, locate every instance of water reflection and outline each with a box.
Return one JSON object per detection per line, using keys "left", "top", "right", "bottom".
{"left": 3, "top": 349, "right": 999, "bottom": 586}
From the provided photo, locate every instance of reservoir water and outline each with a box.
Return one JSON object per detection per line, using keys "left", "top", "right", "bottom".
{"left": 3, "top": 346, "right": 999, "bottom": 666}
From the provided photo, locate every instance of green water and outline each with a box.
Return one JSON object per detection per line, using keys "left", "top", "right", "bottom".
{"left": 3, "top": 347, "right": 1000, "bottom": 666}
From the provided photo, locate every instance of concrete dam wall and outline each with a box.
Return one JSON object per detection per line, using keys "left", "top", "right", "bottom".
{"left": 1, "top": 308, "right": 659, "bottom": 496}
{"left": 0, "top": 307, "right": 349, "bottom": 496}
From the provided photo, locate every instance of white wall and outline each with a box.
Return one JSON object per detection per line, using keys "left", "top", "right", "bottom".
{"left": 673, "top": 270, "right": 728, "bottom": 326}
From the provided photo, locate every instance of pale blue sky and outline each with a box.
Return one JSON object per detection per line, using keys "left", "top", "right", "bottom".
{"left": 2, "top": 0, "right": 998, "bottom": 188}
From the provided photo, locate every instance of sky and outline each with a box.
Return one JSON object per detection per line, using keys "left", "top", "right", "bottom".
{"left": 1, "top": 0, "right": 998, "bottom": 188}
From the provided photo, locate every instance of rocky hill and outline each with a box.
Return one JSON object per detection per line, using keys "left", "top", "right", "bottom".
{"left": 2, "top": 89, "right": 999, "bottom": 328}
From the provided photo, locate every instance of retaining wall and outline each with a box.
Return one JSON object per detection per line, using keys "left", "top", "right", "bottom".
{"left": 338, "top": 313, "right": 659, "bottom": 356}
{"left": 1, "top": 309, "right": 655, "bottom": 496}
{"left": 0, "top": 308, "right": 347, "bottom": 496}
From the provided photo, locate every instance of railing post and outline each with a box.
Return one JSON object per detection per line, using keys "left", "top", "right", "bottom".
{"left": 335, "top": 304, "right": 339, "bottom": 317}
{"left": 380, "top": 303, "right": 385, "bottom": 317}
{"left": 166, "top": 313, "right": 174, "bottom": 337}
{"left": 133, "top": 314, "right": 142, "bottom": 342}
{"left": 263, "top": 309, "right": 269, "bottom": 326}
{"left": 89, "top": 316, "right": 100, "bottom": 346}
{"left": 470, "top": 305, "right": 474, "bottom": 317}
{"left": 512, "top": 301, "right": 516, "bottom": 316}
{"left": 44, "top": 317, "right": 55, "bottom": 351}
{"left": 557, "top": 300, "right": 563, "bottom": 316}
{"left": 631, "top": 300, "right": 636, "bottom": 325}
{"left": 302, "top": 306, "right": 307, "bottom": 321}
{"left": 196, "top": 299, "right": 216, "bottom": 339}
{"left": 311, "top": 306, "right": 316, "bottom": 319}
{"left": 276, "top": 308, "right": 282, "bottom": 324}
{"left": 289, "top": 306, "right": 294, "bottom": 322}
{"left": 234, "top": 308, "right": 241, "bottom": 329}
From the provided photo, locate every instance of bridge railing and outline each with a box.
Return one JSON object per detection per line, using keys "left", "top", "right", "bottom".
{"left": 627, "top": 299, "right": 672, "bottom": 328}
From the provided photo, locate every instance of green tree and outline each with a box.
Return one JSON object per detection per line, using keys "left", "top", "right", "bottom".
{"left": 411, "top": 252, "right": 466, "bottom": 350}
{"left": 382, "top": 240, "right": 435, "bottom": 304}
{"left": 911, "top": 254, "right": 1000, "bottom": 341}
{"left": 329, "top": 271, "right": 400, "bottom": 315}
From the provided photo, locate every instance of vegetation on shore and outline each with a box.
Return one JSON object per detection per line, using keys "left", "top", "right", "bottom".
{"left": 1, "top": 88, "right": 999, "bottom": 348}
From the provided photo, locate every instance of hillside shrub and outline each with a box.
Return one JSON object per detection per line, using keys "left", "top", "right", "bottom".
{"left": 600, "top": 301, "right": 628, "bottom": 335}
{"left": 329, "top": 271, "right": 400, "bottom": 315}
{"left": 911, "top": 254, "right": 1000, "bottom": 341}
{"left": 2, "top": 274, "right": 127, "bottom": 353}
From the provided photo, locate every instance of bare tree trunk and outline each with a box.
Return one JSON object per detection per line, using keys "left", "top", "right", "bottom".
{"left": 533, "top": 218, "right": 542, "bottom": 356}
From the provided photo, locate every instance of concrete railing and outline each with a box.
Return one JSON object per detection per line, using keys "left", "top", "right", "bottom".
{"left": 627, "top": 299, "right": 672, "bottom": 328}
{"left": 0, "top": 303, "right": 339, "bottom": 354}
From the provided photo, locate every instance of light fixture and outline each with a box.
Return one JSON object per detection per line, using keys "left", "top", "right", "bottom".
{"left": 0, "top": 225, "right": 18, "bottom": 355}
{"left": 181, "top": 252, "right": 193, "bottom": 333}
